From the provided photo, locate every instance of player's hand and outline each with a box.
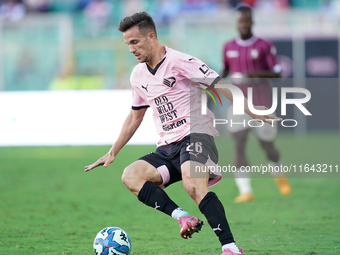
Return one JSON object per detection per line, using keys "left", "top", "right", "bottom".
{"left": 249, "top": 105, "right": 282, "bottom": 124}
{"left": 84, "top": 152, "right": 115, "bottom": 172}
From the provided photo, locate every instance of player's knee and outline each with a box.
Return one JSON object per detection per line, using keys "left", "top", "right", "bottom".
{"left": 121, "top": 166, "right": 136, "bottom": 189}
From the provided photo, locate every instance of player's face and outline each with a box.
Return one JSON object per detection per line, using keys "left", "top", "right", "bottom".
{"left": 123, "top": 26, "right": 153, "bottom": 63}
{"left": 236, "top": 12, "right": 253, "bottom": 38}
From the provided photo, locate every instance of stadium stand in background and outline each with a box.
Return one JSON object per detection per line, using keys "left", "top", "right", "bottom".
{"left": 0, "top": 0, "right": 340, "bottom": 90}
{"left": 0, "top": 0, "right": 338, "bottom": 91}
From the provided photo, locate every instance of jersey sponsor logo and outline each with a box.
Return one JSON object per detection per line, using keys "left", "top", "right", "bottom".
{"left": 226, "top": 50, "right": 239, "bottom": 58}
{"left": 163, "top": 77, "right": 176, "bottom": 87}
{"left": 154, "top": 95, "right": 178, "bottom": 123}
{"left": 251, "top": 49, "right": 259, "bottom": 59}
{"left": 162, "top": 118, "right": 187, "bottom": 131}
{"left": 142, "top": 84, "right": 149, "bottom": 92}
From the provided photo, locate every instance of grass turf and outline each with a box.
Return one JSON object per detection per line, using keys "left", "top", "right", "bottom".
{"left": 0, "top": 133, "right": 339, "bottom": 254}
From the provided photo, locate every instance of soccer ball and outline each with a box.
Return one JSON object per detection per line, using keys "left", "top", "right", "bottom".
{"left": 93, "top": 226, "right": 131, "bottom": 255}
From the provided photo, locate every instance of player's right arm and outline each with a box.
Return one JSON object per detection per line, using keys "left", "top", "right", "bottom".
{"left": 221, "top": 44, "right": 230, "bottom": 79}
{"left": 84, "top": 108, "right": 147, "bottom": 172}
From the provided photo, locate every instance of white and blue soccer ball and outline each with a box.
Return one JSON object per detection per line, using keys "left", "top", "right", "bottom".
{"left": 93, "top": 226, "right": 131, "bottom": 255}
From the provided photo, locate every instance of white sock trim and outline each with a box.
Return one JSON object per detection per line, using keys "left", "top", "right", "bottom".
{"left": 222, "top": 242, "right": 242, "bottom": 254}
{"left": 235, "top": 176, "right": 252, "bottom": 194}
{"left": 269, "top": 160, "right": 282, "bottom": 177}
{"left": 171, "top": 207, "right": 190, "bottom": 220}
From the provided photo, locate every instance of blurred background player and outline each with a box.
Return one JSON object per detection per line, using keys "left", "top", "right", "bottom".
{"left": 221, "top": 4, "right": 291, "bottom": 203}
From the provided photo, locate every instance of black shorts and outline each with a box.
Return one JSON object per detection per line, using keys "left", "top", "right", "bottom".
{"left": 139, "top": 133, "right": 221, "bottom": 189}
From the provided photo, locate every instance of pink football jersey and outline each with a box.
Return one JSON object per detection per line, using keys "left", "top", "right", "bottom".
{"left": 131, "top": 46, "right": 220, "bottom": 147}
{"left": 223, "top": 36, "right": 281, "bottom": 108}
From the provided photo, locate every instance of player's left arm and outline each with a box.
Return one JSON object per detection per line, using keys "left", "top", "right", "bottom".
{"left": 180, "top": 55, "right": 281, "bottom": 123}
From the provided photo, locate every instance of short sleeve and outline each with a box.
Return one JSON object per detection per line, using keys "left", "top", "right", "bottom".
{"left": 180, "top": 56, "right": 221, "bottom": 87}
{"left": 130, "top": 66, "right": 149, "bottom": 110}
{"left": 131, "top": 86, "right": 149, "bottom": 110}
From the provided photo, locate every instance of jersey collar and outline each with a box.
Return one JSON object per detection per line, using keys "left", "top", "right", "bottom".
{"left": 146, "top": 57, "right": 166, "bottom": 75}
{"left": 145, "top": 46, "right": 168, "bottom": 75}
{"left": 235, "top": 36, "right": 258, "bottom": 47}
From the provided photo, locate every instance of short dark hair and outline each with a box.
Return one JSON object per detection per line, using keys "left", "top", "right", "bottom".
{"left": 235, "top": 4, "right": 252, "bottom": 15}
{"left": 118, "top": 12, "right": 157, "bottom": 37}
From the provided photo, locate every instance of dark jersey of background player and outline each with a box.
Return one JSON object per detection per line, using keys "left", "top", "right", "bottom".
{"left": 222, "top": 5, "right": 281, "bottom": 108}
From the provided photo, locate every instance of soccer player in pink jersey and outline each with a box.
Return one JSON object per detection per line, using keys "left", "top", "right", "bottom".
{"left": 221, "top": 5, "right": 291, "bottom": 203}
{"left": 85, "top": 12, "right": 281, "bottom": 255}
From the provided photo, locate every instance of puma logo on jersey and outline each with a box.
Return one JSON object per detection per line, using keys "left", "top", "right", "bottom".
{"left": 163, "top": 77, "right": 176, "bottom": 87}
{"left": 213, "top": 224, "right": 222, "bottom": 232}
{"left": 154, "top": 202, "right": 160, "bottom": 209}
{"left": 142, "top": 84, "right": 149, "bottom": 92}
{"left": 189, "top": 151, "right": 200, "bottom": 158}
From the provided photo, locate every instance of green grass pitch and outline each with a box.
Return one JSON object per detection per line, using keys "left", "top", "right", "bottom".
{"left": 0, "top": 133, "right": 339, "bottom": 254}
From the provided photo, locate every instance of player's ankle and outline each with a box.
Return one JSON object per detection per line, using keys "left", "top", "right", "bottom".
{"left": 171, "top": 207, "right": 190, "bottom": 220}
{"left": 222, "top": 242, "right": 242, "bottom": 254}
